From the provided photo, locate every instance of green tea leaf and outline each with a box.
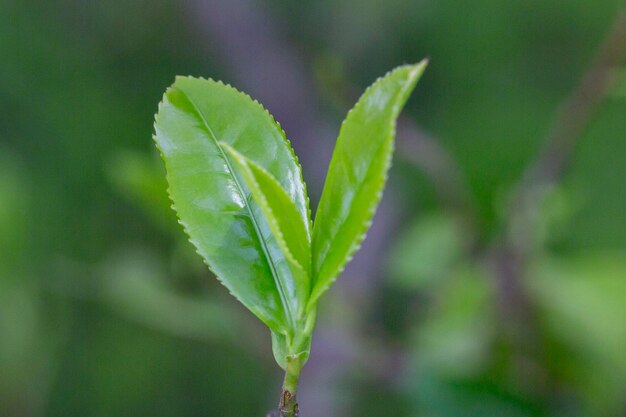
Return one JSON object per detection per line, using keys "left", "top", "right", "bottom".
{"left": 222, "top": 142, "right": 311, "bottom": 317}
{"left": 153, "top": 76, "right": 310, "bottom": 333}
{"left": 310, "top": 61, "right": 427, "bottom": 308}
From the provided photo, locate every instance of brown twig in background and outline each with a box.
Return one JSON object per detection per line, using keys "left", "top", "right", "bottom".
{"left": 492, "top": 4, "right": 626, "bottom": 374}
{"left": 504, "top": 6, "right": 626, "bottom": 262}
{"left": 522, "top": 7, "right": 626, "bottom": 189}
{"left": 502, "top": 4, "right": 626, "bottom": 274}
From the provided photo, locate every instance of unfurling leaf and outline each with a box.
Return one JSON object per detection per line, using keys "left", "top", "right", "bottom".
{"left": 222, "top": 142, "right": 311, "bottom": 318}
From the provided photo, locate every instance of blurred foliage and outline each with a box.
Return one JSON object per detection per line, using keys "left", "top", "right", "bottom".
{"left": 1, "top": 0, "right": 625, "bottom": 416}
{"left": 387, "top": 214, "right": 466, "bottom": 290}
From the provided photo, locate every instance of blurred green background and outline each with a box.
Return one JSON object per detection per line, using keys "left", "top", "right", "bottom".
{"left": 1, "top": 0, "right": 626, "bottom": 416}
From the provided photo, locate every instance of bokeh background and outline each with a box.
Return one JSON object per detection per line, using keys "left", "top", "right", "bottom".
{"left": 1, "top": 0, "right": 626, "bottom": 416}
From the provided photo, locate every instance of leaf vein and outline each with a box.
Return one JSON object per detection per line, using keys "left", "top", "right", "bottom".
{"left": 178, "top": 88, "right": 296, "bottom": 331}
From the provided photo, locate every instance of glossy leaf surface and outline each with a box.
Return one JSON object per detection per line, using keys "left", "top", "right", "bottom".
{"left": 310, "top": 61, "right": 427, "bottom": 308}
{"left": 153, "top": 76, "right": 310, "bottom": 332}
{"left": 223, "top": 142, "right": 311, "bottom": 318}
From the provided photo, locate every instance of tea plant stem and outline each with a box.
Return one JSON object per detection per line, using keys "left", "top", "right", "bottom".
{"left": 278, "top": 358, "right": 301, "bottom": 417}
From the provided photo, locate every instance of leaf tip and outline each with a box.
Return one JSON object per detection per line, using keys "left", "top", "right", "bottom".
{"left": 408, "top": 58, "right": 429, "bottom": 80}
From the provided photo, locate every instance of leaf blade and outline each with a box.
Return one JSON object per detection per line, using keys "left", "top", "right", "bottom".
{"left": 222, "top": 142, "right": 311, "bottom": 317}
{"left": 153, "top": 76, "right": 310, "bottom": 332}
{"left": 310, "top": 61, "right": 428, "bottom": 308}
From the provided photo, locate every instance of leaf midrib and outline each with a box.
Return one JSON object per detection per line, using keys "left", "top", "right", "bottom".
{"left": 311, "top": 136, "right": 390, "bottom": 300}
{"left": 311, "top": 70, "right": 418, "bottom": 302}
{"left": 178, "top": 87, "right": 296, "bottom": 331}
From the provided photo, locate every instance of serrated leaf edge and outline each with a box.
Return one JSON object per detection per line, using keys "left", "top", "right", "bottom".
{"left": 153, "top": 81, "right": 298, "bottom": 333}
{"left": 175, "top": 75, "right": 313, "bottom": 239}
{"left": 308, "top": 60, "right": 428, "bottom": 310}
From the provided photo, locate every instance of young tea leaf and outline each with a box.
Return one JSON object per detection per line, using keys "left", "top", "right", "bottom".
{"left": 222, "top": 142, "right": 311, "bottom": 318}
{"left": 310, "top": 61, "right": 428, "bottom": 309}
{"left": 153, "top": 76, "right": 310, "bottom": 333}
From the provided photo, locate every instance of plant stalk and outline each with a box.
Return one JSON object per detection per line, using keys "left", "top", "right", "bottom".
{"left": 278, "top": 358, "right": 301, "bottom": 417}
